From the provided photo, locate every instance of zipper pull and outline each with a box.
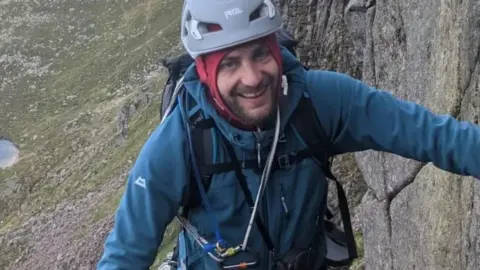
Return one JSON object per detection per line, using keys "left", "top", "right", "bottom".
{"left": 255, "top": 128, "right": 263, "bottom": 168}
{"left": 282, "top": 75, "right": 288, "bottom": 96}
{"left": 280, "top": 184, "right": 289, "bottom": 219}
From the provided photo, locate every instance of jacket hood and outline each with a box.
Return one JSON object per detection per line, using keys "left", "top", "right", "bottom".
{"left": 181, "top": 46, "right": 307, "bottom": 151}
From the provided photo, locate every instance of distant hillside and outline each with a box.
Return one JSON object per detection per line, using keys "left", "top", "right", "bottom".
{"left": 0, "top": 0, "right": 183, "bottom": 269}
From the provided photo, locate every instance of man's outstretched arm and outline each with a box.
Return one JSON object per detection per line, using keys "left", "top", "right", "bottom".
{"left": 97, "top": 110, "right": 189, "bottom": 270}
{"left": 307, "top": 70, "right": 480, "bottom": 177}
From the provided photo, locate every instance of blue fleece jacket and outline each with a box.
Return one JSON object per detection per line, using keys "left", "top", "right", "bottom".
{"left": 97, "top": 47, "right": 480, "bottom": 270}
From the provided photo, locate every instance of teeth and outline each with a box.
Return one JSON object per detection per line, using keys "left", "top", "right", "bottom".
{"left": 244, "top": 92, "right": 262, "bottom": 98}
{"left": 241, "top": 87, "right": 266, "bottom": 98}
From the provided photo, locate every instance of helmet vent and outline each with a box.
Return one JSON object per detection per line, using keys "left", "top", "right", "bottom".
{"left": 204, "top": 23, "right": 223, "bottom": 32}
{"left": 249, "top": 4, "right": 268, "bottom": 22}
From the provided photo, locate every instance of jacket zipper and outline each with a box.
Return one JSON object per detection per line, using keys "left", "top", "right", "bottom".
{"left": 262, "top": 188, "right": 271, "bottom": 269}
{"left": 256, "top": 141, "right": 261, "bottom": 169}
{"left": 255, "top": 134, "right": 271, "bottom": 269}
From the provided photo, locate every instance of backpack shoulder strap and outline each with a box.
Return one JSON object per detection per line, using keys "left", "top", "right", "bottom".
{"left": 179, "top": 90, "right": 215, "bottom": 215}
{"left": 290, "top": 92, "right": 358, "bottom": 264}
{"left": 290, "top": 91, "right": 334, "bottom": 174}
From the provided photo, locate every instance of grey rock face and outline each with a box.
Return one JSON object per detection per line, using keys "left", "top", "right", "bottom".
{"left": 279, "top": 0, "right": 480, "bottom": 269}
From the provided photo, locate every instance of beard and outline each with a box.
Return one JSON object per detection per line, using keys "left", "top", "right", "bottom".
{"left": 221, "top": 74, "right": 279, "bottom": 128}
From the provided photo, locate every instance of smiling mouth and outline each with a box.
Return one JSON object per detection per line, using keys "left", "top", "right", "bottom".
{"left": 238, "top": 85, "right": 268, "bottom": 99}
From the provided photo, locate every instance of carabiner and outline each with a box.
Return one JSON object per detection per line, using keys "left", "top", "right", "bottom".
{"left": 220, "top": 246, "right": 241, "bottom": 258}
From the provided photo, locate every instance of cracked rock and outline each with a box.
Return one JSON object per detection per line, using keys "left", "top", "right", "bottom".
{"left": 282, "top": 0, "right": 480, "bottom": 269}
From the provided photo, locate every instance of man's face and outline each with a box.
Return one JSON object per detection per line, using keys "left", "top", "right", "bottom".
{"left": 216, "top": 43, "right": 280, "bottom": 127}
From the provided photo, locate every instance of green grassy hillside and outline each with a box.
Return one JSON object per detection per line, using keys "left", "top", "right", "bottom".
{"left": 0, "top": 0, "right": 184, "bottom": 268}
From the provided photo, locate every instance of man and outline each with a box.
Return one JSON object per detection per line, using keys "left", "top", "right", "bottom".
{"left": 97, "top": 0, "right": 480, "bottom": 269}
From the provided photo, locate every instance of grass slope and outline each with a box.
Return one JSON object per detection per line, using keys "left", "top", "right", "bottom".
{"left": 0, "top": 0, "right": 184, "bottom": 268}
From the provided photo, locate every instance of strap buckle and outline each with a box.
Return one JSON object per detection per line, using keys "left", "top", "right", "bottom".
{"left": 278, "top": 152, "right": 298, "bottom": 169}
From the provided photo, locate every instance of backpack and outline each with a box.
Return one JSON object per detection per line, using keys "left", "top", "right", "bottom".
{"left": 158, "top": 28, "right": 358, "bottom": 268}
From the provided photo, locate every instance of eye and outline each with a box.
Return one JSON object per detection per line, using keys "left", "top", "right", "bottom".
{"left": 219, "top": 60, "right": 239, "bottom": 71}
{"left": 253, "top": 46, "right": 271, "bottom": 61}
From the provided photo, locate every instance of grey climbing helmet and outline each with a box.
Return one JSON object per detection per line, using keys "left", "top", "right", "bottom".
{"left": 180, "top": 0, "right": 283, "bottom": 59}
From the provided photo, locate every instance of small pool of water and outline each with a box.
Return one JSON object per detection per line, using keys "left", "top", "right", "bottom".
{"left": 0, "top": 138, "right": 19, "bottom": 169}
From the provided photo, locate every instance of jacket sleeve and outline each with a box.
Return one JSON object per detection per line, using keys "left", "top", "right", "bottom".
{"left": 96, "top": 108, "right": 190, "bottom": 270}
{"left": 306, "top": 69, "right": 480, "bottom": 177}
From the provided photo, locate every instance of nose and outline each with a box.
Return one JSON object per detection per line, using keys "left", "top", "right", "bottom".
{"left": 240, "top": 62, "right": 263, "bottom": 87}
